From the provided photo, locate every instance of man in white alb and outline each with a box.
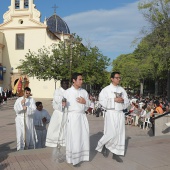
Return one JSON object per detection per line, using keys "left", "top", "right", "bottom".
{"left": 34, "top": 101, "right": 50, "bottom": 148}
{"left": 64, "top": 72, "right": 90, "bottom": 166}
{"left": 96, "top": 72, "right": 130, "bottom": 162}
{"left": 46, "top": 79, "right": 69, "bottom": 147}
{"left": 14, "top": 87, "right": 37, "bottom": 151}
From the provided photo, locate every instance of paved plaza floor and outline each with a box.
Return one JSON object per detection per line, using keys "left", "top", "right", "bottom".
{"left": 0, "top": 99, "right": 170, "bottom": 170}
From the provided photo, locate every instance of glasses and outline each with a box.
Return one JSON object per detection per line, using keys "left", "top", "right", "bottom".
{"left": 114, "top": 77, "right": 121, "bottom": 80}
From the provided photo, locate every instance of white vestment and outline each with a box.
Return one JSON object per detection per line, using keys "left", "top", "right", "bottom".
{"left": 96, "top": 83, "right": 129, "bottom": 156}
{"left": 165, "top": 122, "right": 170, "bottom": 127}
{"left": 34, "top": 109, "right": 50, "bottom": 148}
{"left": 64, "top": 86, "right": 90, "bottom": 165}
{"left": 46, "top": 87, "right": 67, "bottom": 147}
{"left": 14, "top": 96, "right": 37, "bottom": 151}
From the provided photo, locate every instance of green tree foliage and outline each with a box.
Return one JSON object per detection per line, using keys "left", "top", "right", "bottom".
{"left": 112, "top": 54, "right": 142, "bottom": 88}
{"left": 110, "top": 0, "right": 170, "bottom": 96}
{"left": 138, "top": 0, "right": 170, "bottom": 70}
{"left": 17, "top": 34, "right": 110, "bottom": 85}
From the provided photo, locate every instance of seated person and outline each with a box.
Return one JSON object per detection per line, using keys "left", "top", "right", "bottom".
{"left": 138, "top": 105, "right": 147, "bottom": 127}
{"left": 126, "top": 104, "right": 141, "bottom": 126}
{"left": 154, "top": 100, "right": 164, "bottom": 114}
{"left": 86, "top": 95, "right": 95, "bottom": 115}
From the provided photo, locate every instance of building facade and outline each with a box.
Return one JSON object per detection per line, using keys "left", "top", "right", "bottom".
{"left": 0, "top": 0, "right": 71, "bottom": 98}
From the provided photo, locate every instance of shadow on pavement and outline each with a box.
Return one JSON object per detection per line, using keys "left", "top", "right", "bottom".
{"left": 147, "top": 128, "right": 154, "bottom": 137}
{"left": 0, "top": 141, "right": 16, "bottom": 170}
{"left": 0, "top": 141, "right": 16, "bottom": 153}
{"left": 89, "top": 132, "right": 103, "bottom": 161}
{"left": 0, "top": 155, "right": 9, "bottom": 170}
{"left": 124, "top": 136, "right": 131, "bottom": 156}
{"left": 162, "top": 127, "right": 170, "bottom": 134}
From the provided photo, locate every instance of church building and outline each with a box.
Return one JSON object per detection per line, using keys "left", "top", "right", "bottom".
{"left": 0, "top": 0, "right": 71, "bottom": 98}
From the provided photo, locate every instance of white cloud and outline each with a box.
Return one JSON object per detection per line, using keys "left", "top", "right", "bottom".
{"left": 63, "top": 2, "right": 147, "bottom": 61}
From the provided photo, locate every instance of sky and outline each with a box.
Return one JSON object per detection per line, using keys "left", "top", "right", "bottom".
{"left": 0, "top": 0, "right": 147, "bottom": 71}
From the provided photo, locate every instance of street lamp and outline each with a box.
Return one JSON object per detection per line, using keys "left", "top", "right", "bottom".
{"left": 70, "top": 45, "right": 72, "bottom": 85}
{"left": 54, "top": 76, "right": 61, "bottom": 89}
{"left": 65, "top": 38, "right": 75, "bottom": 86}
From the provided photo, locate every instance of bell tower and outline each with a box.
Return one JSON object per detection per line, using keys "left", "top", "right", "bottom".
{"left": 10, "top": 0, "right": 33, "bottom": 12}
{"left": 3, "top": 0, "right": 41, "bottom": 23}
{"left": 14, "top": 0, "right": 29, "bottom": 9}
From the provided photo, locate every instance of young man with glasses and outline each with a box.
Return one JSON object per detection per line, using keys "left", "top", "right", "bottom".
{"left": 14, "top": 87, "right": 37, "bottom": 151}
{"left": 96, "top": 71, "right": 130, "bottom": 162}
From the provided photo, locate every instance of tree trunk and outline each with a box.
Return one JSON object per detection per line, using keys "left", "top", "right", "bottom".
{"left": 155, "top": 80, "right": 158, "bottom": 96}
{"left": 167, "top": 70, "right": 170, "bottom": 102}
{"left": 140, "top": 79, "right": 144, "bottom": 96}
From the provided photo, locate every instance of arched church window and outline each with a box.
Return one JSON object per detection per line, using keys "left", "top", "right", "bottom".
{"left": 24, "top": 0, "right": 29, "bottom": 8}
{"left": 15, "top": 0, "right": 20, "bottom": 9}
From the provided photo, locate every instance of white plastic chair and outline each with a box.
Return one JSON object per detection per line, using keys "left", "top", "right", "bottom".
{"left": 142, "top": 113, "right": 151, "bottom": 130}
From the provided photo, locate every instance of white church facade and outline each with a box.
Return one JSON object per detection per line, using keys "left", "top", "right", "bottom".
{"left": 0, "top": 0, "right": 71, "bottom": 98}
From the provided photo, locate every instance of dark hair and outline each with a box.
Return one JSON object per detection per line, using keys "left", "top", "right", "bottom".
{"left": 142, "top": 105, "right": 147, "bottom": 110}
{"left": 35, "top": 101, "right": 42, "bottom": 107}
{"left": 72, "top": 72, "right": 82, "bottom": 82}
{"left": 154, "top": 100, "right": 160, "bottom": 107}
{"left": 24, "top": 87, "right": 31, "bottom": 92}
{"left": 61, "top": 79, "right": 69, "bottom": 85}
{"left": 110, "top": 72, "right": 120, "bottom": 78}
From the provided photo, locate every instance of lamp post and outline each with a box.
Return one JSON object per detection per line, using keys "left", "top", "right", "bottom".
{"left": 167, "top": 69, "right": 170, "bottom": 102}
{"left": 69, "top": 45, "right": 72, "bottom": 86}
{"left": 65, "top": 38, "right": 74, "bottom": 86}
{"left": 54, "top": 76, "right": 61, "bottom": 90}
{"left": 139, "top": 78, "right": 144, "bottom": 96}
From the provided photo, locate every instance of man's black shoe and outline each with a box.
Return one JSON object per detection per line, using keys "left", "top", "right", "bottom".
{"left": 101, "top": 145, "right": 109, "bottom": 158}
{"left": 112, "top": 153, "right": 123, "bottom": 163}
{"left": 73, "top": 164, "right": 80, "bottom": 167}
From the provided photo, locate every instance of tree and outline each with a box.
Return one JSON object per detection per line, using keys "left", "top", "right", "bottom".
{"left": 112, "top": 54, "right": 142, "bottom": 90}
{"left": 17, "top": 34, "right": 110, "bottom": 87}
{"left": 138, "top": 0, "right": 170, "bottom": 99}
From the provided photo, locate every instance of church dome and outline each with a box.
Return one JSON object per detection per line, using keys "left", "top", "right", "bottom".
{"left": 46, "top": 13, "right": 70, "bottom": 34}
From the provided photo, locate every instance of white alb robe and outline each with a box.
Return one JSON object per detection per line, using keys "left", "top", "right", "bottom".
{"left": 46, "top": 87, "right": 67, "bottom": 147}
{"left": 14, "top": 97, "right": 37, "bottom": 151}
{"left": 34, "top": 109, "right": 50, "bottom": 148}
{"left": 64, "top": 86, "right": 90, "bottom": 165}
{"left": 96, "top": 83, "right": 129, "bottom": 155}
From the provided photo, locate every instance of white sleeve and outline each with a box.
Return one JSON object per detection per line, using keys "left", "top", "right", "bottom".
{"left": 99, "top": 88, "right": 115, "bottom": 109}
{"left": 52, "top": 89, "right": 63, "bottom": 111}
{"left": 84, "top": 91, "right": 91, "bottom": 111}
{"left": 122, "top": 89, "right": 130, "bottom": 109}
{"left": 26, "top": 98, "right": 36, "bottom": 115}
{"left": 14, "top": 98, "right": 24, "bottom": 114}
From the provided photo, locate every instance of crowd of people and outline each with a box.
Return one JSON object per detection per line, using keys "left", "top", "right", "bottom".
{"left": 0, "top": 88, "right": 12, "bottom": 105}
{"left": 13, "top": 70, "right": 170, "bottom": 166}
{"left": 124, "top": 95, "right": 170, "bottom": 134}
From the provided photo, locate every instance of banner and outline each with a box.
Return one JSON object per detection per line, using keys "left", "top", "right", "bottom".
{"left": 17, "top": 77, "right": 22, "bottom": 92}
